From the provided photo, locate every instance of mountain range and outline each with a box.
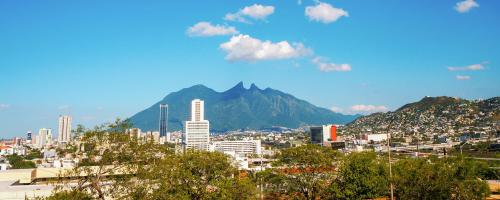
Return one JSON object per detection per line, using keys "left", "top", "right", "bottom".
{"left": 341, "top": 96, "right": 500, "bottom": 137}
{"left": 129, "top": 82, "right": 359, "bottom": 132}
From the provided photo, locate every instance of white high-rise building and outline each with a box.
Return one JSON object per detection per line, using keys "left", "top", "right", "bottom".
{"left": 191, "top": 99, "right": 204, "bottom": 122}
{"left": 58, "top": 115, "right": 72, "bottom": 143}
{"left": 37, "top": 128, "right": 52, "bottom": 148}
{"left": 183, "top": 99, "right": 210, "bottom": 151}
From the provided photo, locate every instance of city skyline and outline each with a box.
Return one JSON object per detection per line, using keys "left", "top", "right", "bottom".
{"left": 1, "top": 0, "right": 500, "bottom": 137}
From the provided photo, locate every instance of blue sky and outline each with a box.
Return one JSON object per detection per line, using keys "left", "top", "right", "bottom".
{"left": 1, "top": 0, "right": 499, "bottom": 138}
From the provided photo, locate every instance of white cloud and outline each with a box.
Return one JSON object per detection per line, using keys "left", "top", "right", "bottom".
{"left": 220, "top": 34, "right": 311, "bottom": 62}
{"left": 187, "top": 22, "right": 239, "bottom": 37}
{"left": 224, "top": 4, "right": 275, "bottom": 23}
{"left": 224, "top": 13, "right": 250, "bottom": 23}
{"left": 305, "top": 1, "right": 348, "bottom": 24}
{"left": 447, "top": 63, "right": 485, "bottom": 71}
{"left": 330, "top": 106, "right": 343, "bottom": 113}
{"left": 455, "top": 0, "right": 479, "bottom": 13}
{"left": 242, "top": 4, "right": 275, "bottom": 19}
{"left": 456, "top": 75, "right": 471, "bottom": 80}
{"left": 312, "top": 57, "right": 351, "bottom": 72}
{"left": 350, "top": 105, "right": 388, "bottom": 114}
{"left": 0, "top": 104, "right": 10, "bottom": 110}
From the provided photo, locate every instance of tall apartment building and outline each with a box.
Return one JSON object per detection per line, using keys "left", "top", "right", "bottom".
{"left": 159, "top": 104, "right": 168, "bottom": 137}
{"left": 183, "top": 99, "right": 210, "bottom": 151}
{"left": 37, "top": 128, "right": 52, "bottom": 148}
{"left": 58, "top": 115, "right": 72, "bottom": 143}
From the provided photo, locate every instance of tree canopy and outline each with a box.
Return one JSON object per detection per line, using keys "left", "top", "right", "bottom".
{"left": 39, "top": 122, "right": 494, "bottom": 200}
{"left": 41, "top": 120, "right": 256, "bottom": 200}
{"left": 393, "top": 156, "right": 491, "bottom": 200}
{"left": 6, "top": 154, "right": 36, "bottom": 169}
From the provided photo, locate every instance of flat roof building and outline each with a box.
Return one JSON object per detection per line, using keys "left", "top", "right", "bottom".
{"left": 210, "top": 140, "right": 261, "bottom": 155}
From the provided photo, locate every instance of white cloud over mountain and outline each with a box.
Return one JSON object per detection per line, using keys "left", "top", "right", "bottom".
{"left": 330, "top": 106, "right": 343, "bottom": 113}
{"left": 220, "top": 34, "right": 311, "bottom": 62}
{"left": 312, "top": 57, "right": 351, "bottom": 72}
{"left": 350, "top": 104, "right": 388, "bottom": 114}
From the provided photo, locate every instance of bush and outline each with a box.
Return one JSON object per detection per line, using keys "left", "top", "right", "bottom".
{"left": 6, "top": 154, "right": 36, "bottom": 169}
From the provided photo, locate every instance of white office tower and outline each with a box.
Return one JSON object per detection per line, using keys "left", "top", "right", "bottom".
{"left": 191, "top": 99, "right": 204, "bottom": 122}
{"left": 37, "top": 128, "right": 52, "bottom": 148}
{"left": 58, "top": 115, "right": 72, "bottom": 143}
{"left": 183, "top": 99, "right": 210, "bottom": 151}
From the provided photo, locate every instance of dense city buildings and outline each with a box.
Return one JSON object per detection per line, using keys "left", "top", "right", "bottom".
{"left": 57, "top": 115, "right": 72, "bottom": 143}
{"left": 183, "top": 99, "right": 210, "bottom": 151}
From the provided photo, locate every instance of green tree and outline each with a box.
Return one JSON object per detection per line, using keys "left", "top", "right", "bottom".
{"left": 393, "top": 156, "right": 490, "bottom": 200}
{"left": 324, "top": 152, "right": 388, "bottom": 200}
{"left": 36, "top": 190, "right": 93, "bottom": 200}
{"left": 42, "top": 120, "right": 256, "bottom": 200}
{"left": 24, "top": 149, "right": 43, "bottom": 160}
{"left": 266, "top": 144, "right": 340, "bottom": 200}
{"left": 6, "top": 154, "right": 36, "bottom": 169}
{"left": 139, "top": 151, "right": 257, "bottom": 200}
{"left": 255, "top": 169, "right": 288, "bottom": 199}
{"left": 55, "top": 145, "right": 77, "bottom": 158}
{"left": 44, "top": 119, "right": 170, "bottom": 200}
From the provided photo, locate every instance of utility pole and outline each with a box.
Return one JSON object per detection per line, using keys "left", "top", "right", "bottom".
{"left": 260, "top": 131, "right": 264, "bottom": 200}
{"left": 387, "top": 131, "right": 394, "bottom": 200}
{"left": 416, "top": 134, "right": 419, "bottom": 157}
{"left": 386, "top": 116, "right": 395, "bottom": 200}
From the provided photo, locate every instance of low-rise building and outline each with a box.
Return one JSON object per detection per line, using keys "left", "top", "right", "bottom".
{"left": 209, "top": 140, "right": 261, "bottom": 155}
